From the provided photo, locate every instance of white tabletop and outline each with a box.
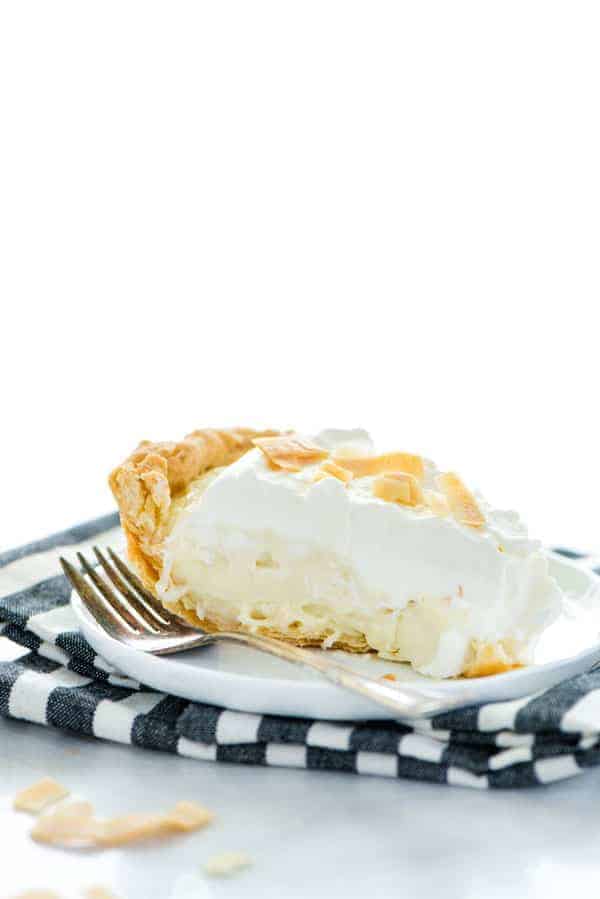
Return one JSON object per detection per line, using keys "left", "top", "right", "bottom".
{"left": 1, "top": 710, "right": 598, "bottom": 899}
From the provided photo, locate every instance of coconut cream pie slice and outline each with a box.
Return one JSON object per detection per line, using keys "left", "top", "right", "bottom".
{"left": 109, "top": 427, "right": 563, "bottom": 679}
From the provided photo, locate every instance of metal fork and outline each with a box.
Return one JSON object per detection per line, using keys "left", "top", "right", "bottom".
{"left": 61, "top": 546, "right": 469, "bottom": 720}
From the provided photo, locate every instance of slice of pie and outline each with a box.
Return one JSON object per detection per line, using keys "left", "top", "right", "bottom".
{"left": 109, "top": 427, "right": 562, "bottom": 678}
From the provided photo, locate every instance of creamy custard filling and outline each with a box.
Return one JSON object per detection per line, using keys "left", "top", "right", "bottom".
{"left": 162, "top": 538, "right": 477, "bottom": 675}
{"left": 156, "top": 430, "right": 563, "bottom": 678}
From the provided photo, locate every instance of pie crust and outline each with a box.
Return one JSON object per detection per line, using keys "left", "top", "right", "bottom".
{"left": 109, "top": 428, "right": 278, "bottom": 591}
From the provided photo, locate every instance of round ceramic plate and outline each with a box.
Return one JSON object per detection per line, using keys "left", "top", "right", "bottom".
{"left": 71, "top": 552, "right": 600, "bottom": 721}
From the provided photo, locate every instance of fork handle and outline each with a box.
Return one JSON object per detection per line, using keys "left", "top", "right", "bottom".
{"left": 209, "top": 631, "right": 462, "bottom": 720}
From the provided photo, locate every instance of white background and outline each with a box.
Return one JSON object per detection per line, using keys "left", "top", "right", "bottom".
{"left": 1, "top": 1, "right": 598, "bottom": 553}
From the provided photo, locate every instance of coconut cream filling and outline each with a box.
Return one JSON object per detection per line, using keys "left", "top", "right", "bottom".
{"left": 156, "top": 431, "right": 563, "bottom": 678}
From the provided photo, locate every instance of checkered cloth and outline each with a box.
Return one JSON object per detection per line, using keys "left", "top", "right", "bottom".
{"left": 2, "top": 514, "right": 600, "bottom": 790}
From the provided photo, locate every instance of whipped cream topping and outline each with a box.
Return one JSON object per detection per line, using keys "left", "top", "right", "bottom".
{"left": 159, "top": 429, "right": 563, "bottom": 677}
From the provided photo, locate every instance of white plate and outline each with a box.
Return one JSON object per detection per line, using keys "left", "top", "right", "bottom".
{"left": 71, "top": 552, "right": 600, "bottom": 721}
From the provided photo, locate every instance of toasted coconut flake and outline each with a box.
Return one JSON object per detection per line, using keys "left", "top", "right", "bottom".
{"left": 380, "top": 673, "right": 397, "bottom": 682}
{"left": 437, "top": 472, "right": 485, "bottom": 528}
{"left": 334, "top": 452, "right": 424, "bottom": 481}
{"left": 11, "top": 892, "right": 61, "bottom": 899}
{"left": 423, "top": 489, "right": 450, "bottom": 518}
{"left": 252, "top": 435, "right": 328, "bottom": 472}
{"left": 204, "top": 851, "right": 253, "bottom": 876}
{"left": 164, "top": 800, "right": 215, "bottom": 831}
{"left": 95, "top": 801, "right": 214, "bottom": 847}
{"left": 96, "top": 812, "right": 174, "bottom": 847}
{"left": 31, "top": 801, "right": 97, "bottom": 847}
{"left": 313, "top": 459, "right": 354, "bottom": 484}
{"left": 29, "top": 796, "right": 216, "bottom": 850}
{"left": 14, "top": 778, "right": 70, "bottom": 814}
{"left": 85, "top": 889, "right": 119, "bottom": 899}
{"left": 373, "top": 472, "right": 424, "bottom": 507}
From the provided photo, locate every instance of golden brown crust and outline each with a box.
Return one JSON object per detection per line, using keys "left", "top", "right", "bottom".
{"left": 109, "top": 427, "right": 279, "bottom": 589}
{"left": 462, "top": 641, "right": 521, "bottom": 678}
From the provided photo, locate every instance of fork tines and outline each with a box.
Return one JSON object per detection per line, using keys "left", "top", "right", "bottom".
{"left": 60, "top": 546, "right": 190, "bottom": 637}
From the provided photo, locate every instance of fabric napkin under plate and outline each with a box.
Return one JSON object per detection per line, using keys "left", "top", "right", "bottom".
{"left": 1, "top": 514, "right": 600, "bottom": 790}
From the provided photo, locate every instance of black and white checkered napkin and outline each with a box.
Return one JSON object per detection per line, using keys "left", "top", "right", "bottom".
{"left": 2, "top": 514, "right": 600, "bottom": 790}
